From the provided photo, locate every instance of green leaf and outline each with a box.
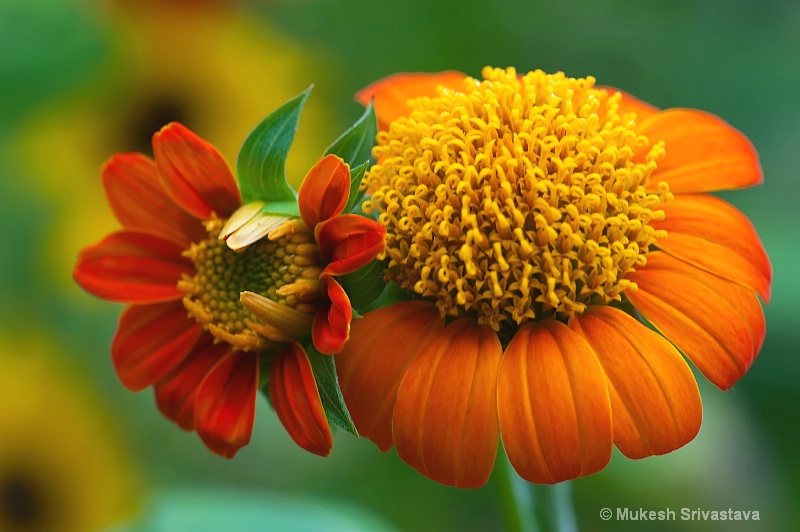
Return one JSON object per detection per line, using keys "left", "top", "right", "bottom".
{"left": 305, "top": 344, "right": 358, "bottom": 436}
{"left": 237, "top": 87, "right": 312, "bottom": 204}
{"left": 360, "top": 281, "right": 415, "bottom": 314}
{"left": 260, "top": 200, "right": 299, "bottom": 217}
{"left": 340, "top": 258, "right": 387, "bottom": 312}
{"left": 343, "top": 161, "right": 368, "bottom": 214}
{"left": 324, "top": 101, "right": 378, "bottom": 169}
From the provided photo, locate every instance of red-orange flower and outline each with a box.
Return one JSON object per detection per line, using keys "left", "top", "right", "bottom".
{"left": 233, "top": 154, "right": 386, "bottom": 355}
{"left": 336, "top": 67, "right": 771, "bottom": 487}
{"left": 74, "top": 123, "right": 333, "bottom": 458}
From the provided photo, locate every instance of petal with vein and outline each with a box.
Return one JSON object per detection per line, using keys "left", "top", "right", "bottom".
{"left": 572, "top": 306, "right": 702, "bottom": 459}
{"left": 269, "top": 342, "right": 333, "bottom": 457}
{"left": 335, "top": 301, "right": 444, "bottom": 452}
{"left": 112, "top": 301, "right": 203, "bottom": 391}
{"left": 73, "top": 231, "right": 191, "bottom": 303}
{"left": 393, "top": 319, "right": 502, "bottom": 488}
{"left": 499, "top": 320, "right": 612, "bottom": 484}
{"left": 298, "top": 154, "right": 350, "bottom": 230}
{"left": 152, "top": 122, "right": 241, "bottom": 219}
{"left": 316, "top": 214, "right": 386, "bottom": 277}
{"left": 312, "top": 278, "right": 352, "bottom": 355}
{"left": 627, "top": 252, "right": 765, "bottom": 390}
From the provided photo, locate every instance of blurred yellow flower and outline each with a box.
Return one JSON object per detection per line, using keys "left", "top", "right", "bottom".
{"left": 13, "top": 1, "right": 333, "bottom": 292}
{"left": 0, "top": 335, "right": 139, "bottom": 531}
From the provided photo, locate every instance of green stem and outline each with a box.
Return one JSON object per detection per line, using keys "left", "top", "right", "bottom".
{"left": 543, "top": 481, "right": 578, "bottom": 532}
{"left": 495, "top": 449, "right": 538, "bottom": 532}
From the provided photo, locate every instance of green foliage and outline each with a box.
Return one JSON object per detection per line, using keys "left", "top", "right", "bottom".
{"left": 340, "top": 258, "right": 387, "bottom": 312}
{"left": 236, "top": 87, "right": 311, "bottom": 209}
{"left": 305, "top": 344, "right": 358, "bottom": 437}
{"left": 324, "top": 101, "right": 377, "bottom": 169}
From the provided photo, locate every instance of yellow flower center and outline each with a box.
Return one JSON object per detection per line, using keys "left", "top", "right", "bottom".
{"left": 364, "top": 67, "right": 671, "bottom": 333}
{"left": 179, "top": 218, "right": 323, "bottom": 351}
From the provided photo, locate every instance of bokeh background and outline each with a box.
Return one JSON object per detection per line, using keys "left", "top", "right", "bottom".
{"left": 1, "top": 0, "right": 797, "bottom": 530}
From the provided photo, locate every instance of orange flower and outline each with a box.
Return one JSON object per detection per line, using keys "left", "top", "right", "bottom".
{"left": 74, "top": 123, "right": 338, "bottom": 458}
{"left": 336, "top": 67, "right": 772, "bottom": 488}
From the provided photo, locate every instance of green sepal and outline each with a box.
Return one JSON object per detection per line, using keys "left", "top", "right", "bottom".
{"left": 340, "top": 258, "right": 387, "bottom": 312}
{"left": 360, "top": 281, "right": 415, "bottom": 314}
{"left": 305, "top": 343, "right": 358, "bottom": 437}
{"left": 343, "top": 161, "right": 368, "bottom": 214}
{"left": 237, "top": 87, "right": 312, "bottom": 204}
{"left": 324, "top": 101, "right": 377, "bottom": 169}
{"left": 260, "top": 200, "right": 300, "bottom": 218}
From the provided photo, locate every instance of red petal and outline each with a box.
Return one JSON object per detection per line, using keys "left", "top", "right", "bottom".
{"left": 73, "top": 231, "right": 192, "bottom": 303}
{"left": 655, "top": 193, "right": 772, "bottom": 303}
{"left": 298, "top": 155, "right": 351, "bottom": 230}
{"left": 572, "top": 306, "right": 702, "bottom": 459}
{"left": 335, "top": 301, "right": 444, "bottom": 451}
{"left": 312, "top": 278, "right": 352, "bottom": 355}
{"left": 393, "top": 319, "right": 502, "bottom": 488}
{"left": 636, "top": 109, "right": 762, "bottom": 193}
{"left": 627, "top": 252, "right": 766, "bottom": 390}
{"left": 316, "top": 214, "right": 386, "bottom": 277}
{"left": 356, "top": 71, "right": 467, "bottom": 128}
{"left": 154, "top": 336, "right": 225, "bottom": 430}
{"left": 112, "top": 301, "right": 204, "bottom": 391}
{"left": 599, "top": 86, "right": 660, "bottom": 122}
{"left": 194, "top": 351, "right": 259, "bottom": 458}
{"left": 102, "top": 153, "right": 206, "bottom": 245}
{"left": 498, "top": 320, "right": 612, "bottom": 484}
{"left": 269, "top": 343, "right": 332, "bottom": 457}
{"left": 152, "top": 122, "right": 241, "bottom": 220}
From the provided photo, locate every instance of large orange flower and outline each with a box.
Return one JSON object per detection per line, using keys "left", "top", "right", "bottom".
{"left": 336, "top": 67, "right": 771, "bottom": 488}
{"left": 73, "top": 124, "right": 374, "bottom": 458}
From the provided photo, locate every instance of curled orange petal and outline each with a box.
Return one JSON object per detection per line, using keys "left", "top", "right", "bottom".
{"left": 298, "top": 154, "right": 351, "bottom": 230}
{"left": 269, "top": 342, "right": 332, "bottom": 457}
{"left": 499, "top": 320, "right": 612, "bottom": 484}
{"left": 312, "top": 278, "right": 352, "bottom": 355}
{"left": 393, "top": 319, "right": 502, "bottom": 488}
{"left": 316, "top": 214, "right": 386, "bottom": 277}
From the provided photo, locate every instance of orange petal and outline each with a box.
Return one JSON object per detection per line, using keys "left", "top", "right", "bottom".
{"left": 194, "top": 350, "right": 258, "bottom": 458}
{"left": 152, "top": 122, "right": 241, "bottom": 220}
{"left": 312, "top": 278, "right": 352, "bottom": 355}
{"left": 572, "top": 306, "right": 702, "bottom": 459}
{"left": 102, "top": 153, "right": 206, "bottom": 246}
{"left": 498, "top": 320, "right": 612, "bottom": 484}
{"left": 356, "top": 71, "right": 467, "bottom": 128}
{"left": 73, "top": 231, "right": 192, "bottom": 303}
{"left": 599, "top": 86, "right": 660, "bottom": 122}
{"left": 112, "top": 301, "right": 204, "bottom": 391}
{"left": 316, "top": 214, "right": 386, "bottom": 277}
{"left": 269, "top": 342, "right": 333, "bottom": 457}
{"left": 636, "top": 109, "right": 762, "bottom": 193}
{"left": 335, "top": 301, "right": 444, "bottom": 452}
{"left": 627, "top": 252, "right": 765, "bottom": 390}
{"left": 655, "top": 193, "right": 772, "bottom": 303}
{"left": 298, "top": 154, "right": 350, "bottom": 230}
{"left": 393, "top": 319, "right": 502, "bottom": 488}
{"left": 154, "top": 336, "right": 224, "bottom": 430}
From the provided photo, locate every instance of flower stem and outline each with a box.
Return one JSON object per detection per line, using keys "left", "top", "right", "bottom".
{"left": 495, "top": 448, "right": 538, "bottom": 532}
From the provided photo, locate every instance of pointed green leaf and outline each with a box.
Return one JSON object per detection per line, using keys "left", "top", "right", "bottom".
{"left": 360, "top": 281, "right": 414, "bottom": 314}
{"left": 343, "top": 161, "right": 368, "bottom": 214}
{"left": 325, "top": 101, "right": 377, "bottom": 169}
{"left": 237, "top": 87, "right": 312, "bottom": 204}
{"left": 260, "top": 200, "right": 300, "bottom": 217}
{"left": 305, "top": 344, "right": 358, "bottom": 436}
{"left": 339, "top": 258, "right": 387, "bottom": 312}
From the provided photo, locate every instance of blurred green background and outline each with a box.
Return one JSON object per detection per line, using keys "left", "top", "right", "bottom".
{"left": 1, "top": 0, "right": 797, "bottom": 530}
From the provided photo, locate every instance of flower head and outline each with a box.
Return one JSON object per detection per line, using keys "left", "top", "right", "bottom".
{"left": 337, "top": 67, "right": 771, "bottom": 487}
{"left": 74, "top": 123, "right": 334, "bottom": 458}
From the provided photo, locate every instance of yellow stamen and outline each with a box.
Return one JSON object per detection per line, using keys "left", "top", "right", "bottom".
{"left": 364, "top": 67, "right": 672, "bottom": 331}
{"left": 180, "top": 217, "right": 322, "bottom": 350}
